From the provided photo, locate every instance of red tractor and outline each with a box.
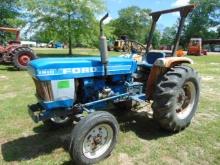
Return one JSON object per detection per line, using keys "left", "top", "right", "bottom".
{"left": 0, "top": 27, "right": 37, "bottom": 70}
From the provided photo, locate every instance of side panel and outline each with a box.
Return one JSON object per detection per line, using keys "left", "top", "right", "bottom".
{"left": 28, "top": 57, "right": 137, "bottom": 81}
{"left": 51, "top": 79, "right": 75, "bottom": 101}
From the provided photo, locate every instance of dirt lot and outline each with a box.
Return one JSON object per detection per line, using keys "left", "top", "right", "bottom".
{"left": 0, "top": 48, "right": 220, "bottom": 164}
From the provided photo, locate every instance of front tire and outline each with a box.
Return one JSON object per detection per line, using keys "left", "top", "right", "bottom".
{"left": 152, "top": 65, "right": 200, "bottom": 132}
{"left": 69, "top": 111, "right": 119, "bottom": 165}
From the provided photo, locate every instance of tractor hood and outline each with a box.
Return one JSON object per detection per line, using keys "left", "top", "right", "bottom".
{"left": 28, "top": 57, "right": 137, "bottom": 81}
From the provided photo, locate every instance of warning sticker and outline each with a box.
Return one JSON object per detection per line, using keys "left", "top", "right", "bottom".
{"left": 57, "top": 80, "right": 70, "bottom": 89}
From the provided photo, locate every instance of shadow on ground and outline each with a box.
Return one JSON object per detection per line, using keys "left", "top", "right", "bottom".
{"left": 1, "top": 108, "right": 172, "bottom": 163}
{"left": 0, "top": 63, "right": 20, "bottom": 71}
{"left": 1, "top": 125, "right": 72, "bottom": 162}
{"left": 111, "top": 108, "right": 173, "bottom": 140}
{"left": 0, "top": 67, "right": 19, "bottom": 71}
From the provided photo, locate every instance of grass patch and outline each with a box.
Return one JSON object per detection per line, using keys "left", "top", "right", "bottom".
{"left": 0, "top": 50, "right": 220, "bottom": 164}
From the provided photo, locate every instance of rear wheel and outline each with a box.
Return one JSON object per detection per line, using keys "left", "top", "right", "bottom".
{"left": 152, "top": 65, "right": 200, "bottom": 132}
{"left": 69, "top": 111, "right": 119, "bottom": 165}
{"left": 11, "top": 47, "right": 37, "bottom": 70}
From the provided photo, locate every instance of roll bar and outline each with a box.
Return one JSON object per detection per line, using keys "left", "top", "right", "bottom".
{"left": 0, "top": 27, "right": 20, "bottom": 41}
{"left": 146, "top": 4, "right": 195, "bottom": 56}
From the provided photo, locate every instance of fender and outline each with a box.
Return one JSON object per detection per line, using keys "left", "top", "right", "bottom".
{"left": 7, "top": 45, "right": 23, "bottom": 54}
{"left": 146, "top": 57, "right": 193, "bottom": 100}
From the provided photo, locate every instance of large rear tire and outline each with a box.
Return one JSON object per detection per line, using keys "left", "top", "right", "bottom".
{"left": 152, "top": 65, "right": 200, "bottom": 132}
{"left": 69, "top": 111, "right": 119, "bottom": 165}
{"left": 11, "top": 47, "right": 37, "bottom": 70}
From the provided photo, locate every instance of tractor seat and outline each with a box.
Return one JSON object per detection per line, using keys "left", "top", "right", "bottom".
{"left": 138, "top": 52, "right": 166, "bottom": 69}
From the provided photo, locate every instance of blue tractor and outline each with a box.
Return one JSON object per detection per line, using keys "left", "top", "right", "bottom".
{"left": 27, "top": 5, "right": 200, "bottom": 165}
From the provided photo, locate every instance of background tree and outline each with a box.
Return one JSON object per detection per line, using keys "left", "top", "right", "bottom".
{"left": 217, "top": 27, "right": 220, "bottom": 38}
{"left": 0, "top": 0, "right": 20, "bottom": 26}
{"left": 20, "top": 0, "right": 105, "bottom": 55}
{"left": 0, "top": 0, "right": 25, "bottom": 44}
{"left": 110, "top": 6, "right": 161, "bottom": 48}
{"left": 182, "top": 0, "right": 220, "bottom": 46}
{"left": 105, "top": 21, "right": 117, "bottom": 40}
{"left": 112, "top": 6, "right": 151, "bottom": 43}
{"left": 160, "top": 26, "right": 177, "bottom": 46}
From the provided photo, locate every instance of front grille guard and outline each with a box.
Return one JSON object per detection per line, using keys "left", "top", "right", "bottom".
{"left": 33, "top": 78, "right": 54, "bottom": 101}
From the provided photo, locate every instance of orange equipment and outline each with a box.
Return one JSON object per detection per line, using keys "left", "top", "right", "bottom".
{"left": 176, "top": 49, "right": 185, "bottom": 57}
{"left": 187, "top": 38, "right": 207, "bottom": 56}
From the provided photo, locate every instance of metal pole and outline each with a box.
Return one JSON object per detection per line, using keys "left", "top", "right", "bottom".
{"left": 171, "top": 16, "right": 186, "bottom": 56}
{"left": 146, "top": 15, "right": 160, "bottom": 53}
{"left": 16, "top": 31, "right": 20, "bottom": 42}
{"left": 68, "top": 14, "right": 72, "bottom": 55}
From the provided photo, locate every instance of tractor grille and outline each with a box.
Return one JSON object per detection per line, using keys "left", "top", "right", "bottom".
{"left": 33, "top": 78, "right": 54, "bottom": 101}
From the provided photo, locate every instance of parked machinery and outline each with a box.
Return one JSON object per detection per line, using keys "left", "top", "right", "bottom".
{"left": 187, "top": 38, "right": 207, "bottom": 56}
{"left": 0, "top": 27, "right": 37, "bottom": 70}
{"left": 27, "top": 5, "right": 200, "bottom": 165}
{"left": 113, "top": 35, "right": 145, "bottom": 55}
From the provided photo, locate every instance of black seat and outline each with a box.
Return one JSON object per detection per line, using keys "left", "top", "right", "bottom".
{"left": 138, "top": 52, "right": 166, "bottom": 69}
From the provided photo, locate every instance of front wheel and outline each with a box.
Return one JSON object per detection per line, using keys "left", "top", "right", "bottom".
{"left": 152, "top": 65, "right": 200, "bottom": 132}
{"left": 69, "top": 111, "right": 119, "bottom": 165}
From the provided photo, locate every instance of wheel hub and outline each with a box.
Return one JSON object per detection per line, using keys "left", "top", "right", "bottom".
{"left": 94, "top": 135, "right": 102, "bottom": 145}
{"left": 18, "top": 54, "right": 31, "bottom": 66}
{"left": 83, "top": 124, "right": 113, "bottom": 159}
{"left": 176, "top": 81, "right": 196, "bottom": 119}
{"left": 177, "top": 89, "right": 185, "bottom": 106}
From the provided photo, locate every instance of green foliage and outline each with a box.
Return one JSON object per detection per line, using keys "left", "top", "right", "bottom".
{"left": 109, "top": 6, "right": 161, "bottom": 48}
{"left": 20, "top": 0, "right": 105, "bottom": 51}
{"left": 105, "top": 21, "right": 117, "bottom": 40}
{"left": 0, "top": 0, "right": 19, "bottom": 26}
{"left": 182, "top": 0, "right": 220, "bottom": 45}
{"left": 151, "top": 30, "right": 161, "bottom": 49}
{"left": 159, "top": 0, "right": 219, "bottom": 48}
{"left": 111, "top": 6, "right": 151, "bottom": 44}
{"left": 217, "top": 27, "right": 220, "bottom": 37}
{"left": 0, "top": 0, "right": 25, "bottom": 43}
{"left": 160, "top": 26, "right": 177, "bottom": 46}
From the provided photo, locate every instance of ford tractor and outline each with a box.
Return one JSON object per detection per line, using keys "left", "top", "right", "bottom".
{"left": 0, "top": 27, "right": 37, "bottom": 70}
{"left": 27, "top": 5, "right": 200, "bottom": 165}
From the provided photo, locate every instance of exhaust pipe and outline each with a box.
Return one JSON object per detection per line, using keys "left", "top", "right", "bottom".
{"left": 99, "top": 13, "right": 109, "bottom": 77}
